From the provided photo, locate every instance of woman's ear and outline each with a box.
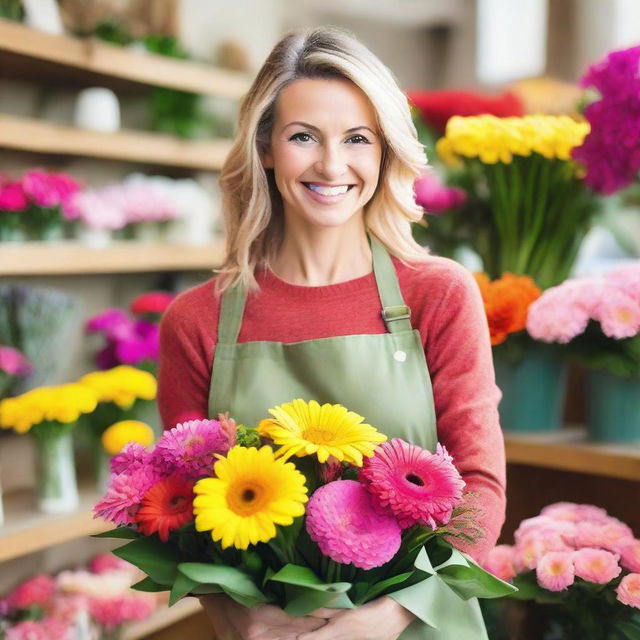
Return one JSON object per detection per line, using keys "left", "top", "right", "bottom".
{"left": 261, "top": 148, "right": 274, "bottom": 169}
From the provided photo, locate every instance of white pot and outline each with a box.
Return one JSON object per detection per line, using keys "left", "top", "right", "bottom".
{"left": 74, "top": 88, "right": 121, "bottom": 133}
{"left": 76, "top": 226, "right": 113, "bottom": 249}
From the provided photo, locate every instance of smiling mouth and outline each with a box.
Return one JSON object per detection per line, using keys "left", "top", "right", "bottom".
{"left": 301, "top": 183, "right": 356, "bottom": 196}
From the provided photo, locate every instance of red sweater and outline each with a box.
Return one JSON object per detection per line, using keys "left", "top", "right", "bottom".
{"left": 157, "top": 255, "right": 506, "bottom": 563}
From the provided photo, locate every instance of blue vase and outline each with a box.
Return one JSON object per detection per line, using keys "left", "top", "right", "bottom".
{"left": 586, "top": 370, "right": 640, "bottom": 443}
{"left": 494, "top": 347, "right": 567, "bottom": 433}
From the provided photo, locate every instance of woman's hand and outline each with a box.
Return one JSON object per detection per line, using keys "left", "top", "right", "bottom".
{"left": 299, "top": 596, "right": 416, "bottom": 640}
{"left": 198, "top": 593, "right": 329, "bottom": 640}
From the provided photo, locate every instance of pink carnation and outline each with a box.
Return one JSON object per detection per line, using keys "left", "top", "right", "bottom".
{"left": 620, "top": 540, "right": 640, "bottom": 572}
{"left": 0, "top": 346, "right": 34, "bottom": 377}
{"left": 153, "top": 419, "right": 234, "bottom": 478}
{"left": 414, "top": 169, "right": 467, "bottom": 214}
{"left": 484, "top": 545, "right": 517, "bottom": 582}
{"left": 536, "top": 551, "right": 575, "bottom": 591}
{"left": 305, "top": 480, "right": 401, "bottom": 570}
{"left": 22, "top": 170, "right": 81, "bottom": 208}
{"left": 359, "top": 439, "right": 465, "bottom": 529}
{"left": 94, "top": 467, "right": 160, "bottom": 525}
{"left": 0, "top": 181, "right": 28, "bottom": 211}
{"left": 573, "top": 548, "right": 621, "bottom": 583}
{"left": 616, "top": 573, "right": 640, "bottom": 609}
{"left": 5, "top": 574, "right": 55, "bottom": 611}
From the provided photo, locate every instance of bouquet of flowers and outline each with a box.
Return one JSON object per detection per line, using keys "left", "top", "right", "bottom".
{"left": 526, "top": 262, "right": 640, "bottom": 378}
{"left": 0, "top": 554, "right": 156, "bottom": 640}
{"left": 484, "top": 502, "right": 640, "bottom": 639}
{"left": 94, "top": 400, "right": 514, "bottom": 632}
{"left": 0, "top": 345, "right": 33, "bottom": 399}
{"left": 434, "top": 115, "right": 599, "bottom": 289}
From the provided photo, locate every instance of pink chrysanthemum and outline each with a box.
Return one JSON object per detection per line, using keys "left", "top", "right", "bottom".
{"left": 93, "top": 467, "right": 159, "bottom": 525}
{"left": 154, "top": 419, "right": 234, "bottom": 478}
{"left": 110, "top": 441, "right": 150, "bottom": 475}
{"left": 592, "top": 288, "right": 640, "bottom": 339}
{"left": 4, "top": 574, "right": 55, "bottom": 611}
{"left": 574, "top": 519, "right": 634, "bottom": 553}
{"left": 536, "top": 551, "right": 575, "bottom": 591}
{"left": 573, "top": 548, "right": 621, "bottom": 584}
{"left": 617, "top": 573, "right": 640, "bottom": 609}
{"left": 305, "top": 480, "right": 401, "bottom": 569}
{"left": 359, "top": 439, "right": 465, "bottom": 529}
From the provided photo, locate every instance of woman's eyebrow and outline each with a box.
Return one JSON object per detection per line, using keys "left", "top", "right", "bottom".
{"left": 282, "top": 121, "right": 376, "bottom": 135}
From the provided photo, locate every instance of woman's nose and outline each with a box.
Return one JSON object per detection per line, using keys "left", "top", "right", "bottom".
{"left": 314, "top": 143, "right": 347, "bottom": 179}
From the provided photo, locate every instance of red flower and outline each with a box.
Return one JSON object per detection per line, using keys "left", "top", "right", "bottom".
{"left": 407, "top": 89, "right": 524, "bottom": 134}
{"left": 135, "top": 474, "right": 194, "bottom": 541}
{"left": 130, "top": 291, "right": 175, "bottom": 316}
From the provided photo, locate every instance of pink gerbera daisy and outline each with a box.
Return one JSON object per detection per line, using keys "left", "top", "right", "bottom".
{"left": 305, "top": 480, "right": 401, "bottom": 569}
{"left": 153, "top": 419, "right": 234, "bottom": 478}
{"left": 359, "top": 439, "right": 465, "bottom": 529}
{"left": 93, "top": 467, "right": 159, "bottom": 525}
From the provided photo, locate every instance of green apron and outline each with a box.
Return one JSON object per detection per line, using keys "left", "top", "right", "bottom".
{"left": 208, "top": 233, "right": 488, "bottom": 639}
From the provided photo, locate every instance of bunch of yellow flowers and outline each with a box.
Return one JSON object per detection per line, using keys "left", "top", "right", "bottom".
{"left": 436, "top": 114, "right": 590, "bottom": 165}
{"left": 0, "top": 383, "right": 98, "bottom": 434}
{"left": 78, "top": 365, "right": 157, "bottom": 409}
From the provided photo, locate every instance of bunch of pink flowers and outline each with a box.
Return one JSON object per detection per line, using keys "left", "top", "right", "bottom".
{"left": 485, "top": 502, "right": 640, "bottom": 636}
{"left": 0, "top": 553, "right": 156, "bottom": 640}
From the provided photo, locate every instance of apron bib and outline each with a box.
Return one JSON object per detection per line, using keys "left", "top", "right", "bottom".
{"left": 208, "top": 234, "right": 488, "bottom": 639}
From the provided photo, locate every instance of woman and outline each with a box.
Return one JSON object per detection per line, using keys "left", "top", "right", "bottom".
{"left": 158, "top": 26, "right": 506, "bottom": 640}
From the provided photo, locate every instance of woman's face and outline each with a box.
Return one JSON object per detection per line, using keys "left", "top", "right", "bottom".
{"left": 262, "top": 77, "right": 383, "bottom": 231}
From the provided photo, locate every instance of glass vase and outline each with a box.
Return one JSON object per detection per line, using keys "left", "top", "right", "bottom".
{"left": 32, "top": 428, "right": 79, "bottom": 514}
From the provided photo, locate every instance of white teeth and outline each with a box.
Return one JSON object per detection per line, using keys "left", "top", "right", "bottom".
{"left": 306, "top": 184, "right": 350, "bottom": 196}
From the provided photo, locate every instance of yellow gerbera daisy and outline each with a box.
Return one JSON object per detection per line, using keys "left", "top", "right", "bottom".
{"left": 193, "top": 445, "right": 308, "bottom": 550}
{"left": 257, "top": 399, "right": 387, "bottom": 466}
{"left": 101, "top": 420, "right": 155, "bottom": 456}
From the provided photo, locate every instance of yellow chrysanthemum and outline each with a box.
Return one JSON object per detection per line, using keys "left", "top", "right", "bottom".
{"left": 193, "top": 445, "right": 308, "bottom": 549}
{"left": 257, "top": 399, "right": 387, "bottom": 466}
{"left": 0, "top": 384, "right": 98, "bottom": 434}
{"left": 437, "top": 114, "right": 590, "bottom": 166}
{"left": 79, "top": 366, "right": 157, "bottom": 409}
{"left": 101, "top": 420, "right": 155, "bottom": 456}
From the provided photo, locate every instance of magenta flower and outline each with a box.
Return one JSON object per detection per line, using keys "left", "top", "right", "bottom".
{"left": 572, "top": 45, "right": 640, "bottom": 194}
{"left": 0, "top": 346, "right": 34, "bottom": 377}
{"left": 153, "top": 419, "right": 233, "bottom": 478}
{"left": 573, "top": 548, "right": 622, "bottom": 584}
{"left": 4, "top": 574, "right": 55, "bottom": 611}
{"left": 110, "top": 441, "right": 151, "bottom": 475}
{"left": 305, "top": 480, "right": 401, "bottom": 569}
{"left": 414, "top": 169, "right": 467, "bottom": 214}
{"left": 21, "top": 169, "right": 81, "bottom": 208}
{"left": 86, "top": 309, "right": 130, "bottom": 335}
{"left": 88, "top": 553, "right": 132, "bottom": 574}
{"left": 536, "top": 551, "right": 575, "bottom": 591}
{"left": 0, "top": 181, "right": 28, "bottom": 211}
{"left": 616, "top": 573, "right": 640, "bottom": 609}
{"left": 89, "top": 594, "right": 155, "bottom": 631}
{"left": 359, "top": 439, "right": 465, "bottom": 529}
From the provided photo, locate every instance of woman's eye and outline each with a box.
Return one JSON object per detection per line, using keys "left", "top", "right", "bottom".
{"left": 347, "top": 134, "right": 370, "bottom": 144}
{"left": 289, "top": 132, "right": 314, "bottom": 143}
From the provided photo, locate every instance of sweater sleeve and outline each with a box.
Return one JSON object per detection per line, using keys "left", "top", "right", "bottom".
{"left": 422, "top": 263, "right": 506, "bottom": 564}
{"left": 157, "top": 288, "right": 216, "bottom": 429}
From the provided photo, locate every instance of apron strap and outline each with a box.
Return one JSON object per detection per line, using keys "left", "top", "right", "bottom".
{"left": 217, "top": 278, "right": 247, "bottom": 344}
{"left": 217, "top": 233, "right": 413, "bottom": 343}
{"left": 369, "top": 234, "right": 413, "bottom": 334}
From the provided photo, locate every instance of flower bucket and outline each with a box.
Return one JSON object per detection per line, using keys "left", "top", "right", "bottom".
{"left": 76, "top": 225, "right": 113, "bottom": 249}
{"left": 494, "top": 347, "right": 567, "bottom": 432}
{"left": 33, "top": 429, "right": 79, "bottom": 514}
{"left": 586, "top": 370, "right": 640, "bottom": 443}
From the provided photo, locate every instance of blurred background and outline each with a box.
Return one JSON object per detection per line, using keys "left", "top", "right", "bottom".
{"left": 1, "top": 1, "right": 639, "bottom": 639}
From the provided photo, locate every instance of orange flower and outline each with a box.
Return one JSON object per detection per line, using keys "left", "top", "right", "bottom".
{"left": 135, "top": 475, "right": 194, "bottom": 541}
{"left": 475, "top": 273, "right": 541, "bottom": 345}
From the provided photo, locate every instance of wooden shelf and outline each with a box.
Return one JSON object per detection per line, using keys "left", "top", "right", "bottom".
{"left": 124, "top": 598, "right": 202, "bottom": 640}
{"left": 0, "top": 484, "right": 111, "bottom": 562}
{"left": 504, "top": 427, "right": 640, "bottom": 481}
{"left": 0, "top": 114, "right": 232, "bottom": 170}
{"left": 0, "top": 18, "right": 251, "bottom": 99}
{"left": 0, "top": 242, "right": 225, "bottom": 275}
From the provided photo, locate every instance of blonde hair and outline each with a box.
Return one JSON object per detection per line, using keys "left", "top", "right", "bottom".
{"left": 215, "top": 26, "right": 429, "bottom": 295}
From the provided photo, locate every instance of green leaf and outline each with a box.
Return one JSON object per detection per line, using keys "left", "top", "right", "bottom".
{"left": 267, "top": 564, "right": 354, "bottom": 616}
{"left": 92, "top": 526, "right": 138, "bottom": 539}
{"left": 178, "top": 562, "right": 269, "bottom": 608}
{"left": 131, "top": 577, "right": 168, "bottom": 593}
{"left": 509, "top": 573, "right": 544, "bottom": 600}
{"left": 169, "top": 573, "right": 199, "bottom": 606}
{"left": 112, "top": 537, "right": 181, "bottom": 585}
{"left": 359, "top": 571, "right": 413, "bottom": 604}
{"left": 613, "top": 619, "right": 640, "bottom": 640}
